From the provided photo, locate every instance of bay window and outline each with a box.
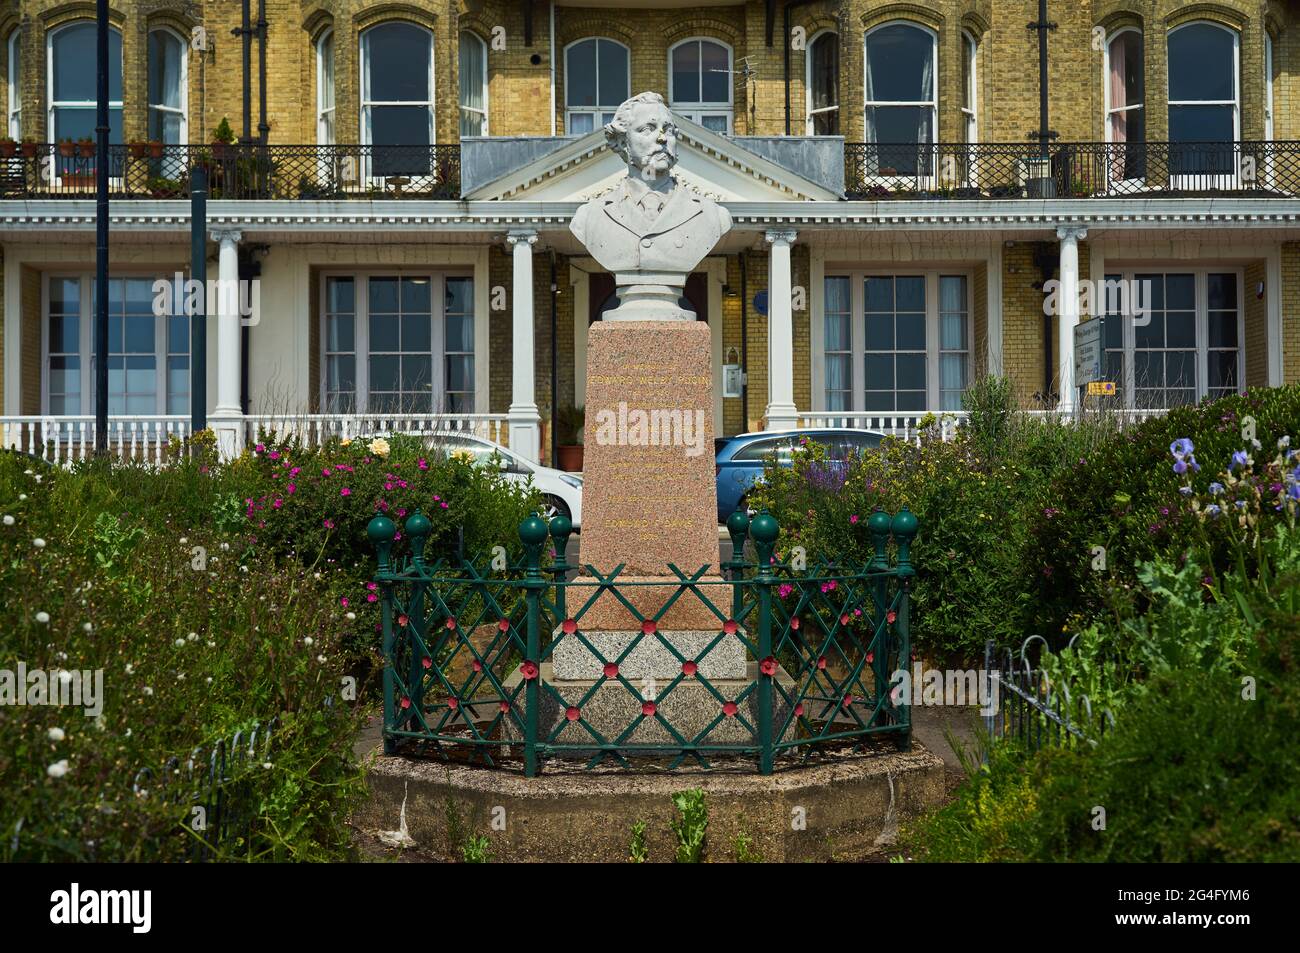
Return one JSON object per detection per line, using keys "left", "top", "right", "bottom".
{"left": 1100, "top": 270, "right": 1241, "bottom": 409}
{"left": 564, "top": 38, "right": 629, "bottom": 134}
{"left": 863, "top": 22, "right": 935, "bottom": 177}
{"left": 806, "top": 30, "right": 839, "bottom": 135}
{"left": 322, "top": 274, "right": 475, "bottom": 415}
{"left": 821, "top": 272, "right": 970, "bottom": 413}
{"left": 147, "top": 28, "right": 187, "bottom": 145}
{"left": 44, "top": 275, "right": 190, "bottom": 416}
{"left": 669, "top": 38, "right": 733, "bottom": 133}
{"left": 360, "top": 22, "right": 435, "bottom": 177}
{"left": 1167, "top": 22, "right": 1238, "bottom": 178}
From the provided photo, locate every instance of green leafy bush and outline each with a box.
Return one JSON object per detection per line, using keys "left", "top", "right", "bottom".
{"left": 1027, "top": 385, "right": 1300, "bottom": 636}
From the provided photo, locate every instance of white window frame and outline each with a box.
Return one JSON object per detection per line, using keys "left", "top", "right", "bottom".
{"left": 316, "top": 28, "right": 335, "bottom": 145}
{"left": 862, "top": 21, "right": 938, "bottom": 186}
{"left": 960, "top": 30, "right": 977, "bottom": 145}
{"left": 47, "top": 21, "right": 123, "bottom": 188}
{"left": 668, "top": 37, "right": 734, "bottom": 134}
{"left": 7, "top": 30, "right": 20, "bottom": 140}
{"left": 1102, "top": 27, "right": 1146, "bottom": 190}
{"left": 318, "top": 271, "right": 476, "bottom": 415}
{"left": 1098, "top": 267, "right": 1245, "bottom": 409}
{"left": 147, "top": 27, "right": 188, "bottom": 145}
{"left": 1166, "top": 21, "right": 1240, "bottom": 189}
{"left": 805, "top": 29, "right": 839, "bottom": 135}
{"left": 821, "top": 269, "right": 973, "bottom": 413}
{"left": 458, "top": 30, "right": 488, "bottom": 137}
{"left": 41, "top": 272, "right": 189, "bottom": 417}
{"left": 359, "top": 22, "right": 436, "bottom": 182}
{"left": 563, "top": 37, "right": 630, "bottom": 135}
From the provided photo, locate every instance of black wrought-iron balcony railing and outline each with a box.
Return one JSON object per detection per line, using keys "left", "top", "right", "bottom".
{"left": 844, "top": 140, "right": 1300, "bottom": 199}
{"left": 0, "top": 142, "right": 461, "bottom": 199}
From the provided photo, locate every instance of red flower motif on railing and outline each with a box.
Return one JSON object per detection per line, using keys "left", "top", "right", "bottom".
{"left": 842, "top": 695, "right": 854, "bottom": 708}
{"left": 641, "top": 619, "right": 657, "bottom": 635}
{"left": 445, "top": 617, "right": 457, "bottom": 630}
{"left": 398, "top": 614, "right": 409, "bottom": 627}
{"left": 722, "top": 701, "right": 739, "bottom": 717}
{"left": 603, "top": 662, "right": 619, "bottom": 679}
{"left": 565, "top": 706, "right": 581, "bottom": 722}
{"left": 790, "top": 617, "right": 801, "bottom": 630}
{"left": 886, "top": 610, "right": 897, "bottom": 624}
{"left": 497, "top": 618, "right": 511, "bottom": 632}
{"left": 499, "top": 701, "right": 511, "bottom": 713}
{"left": 519, "top": 660, "right": 539, "bottom": 680}
{"left": 447, "top": 697, "right": 460, "bottom": 710}
{"left": 865, "top": 651, "right": 874, "bottom": 664}
{"left": 641, "top": 701, "right": 657, "bottom": 717}
{"left": 399, "top": 696, "right": 411, "bottom": 709}
{"left": 759, "top": 656, "right": 777, "bottom": 677}
{"left": 562, "top": 618, "right": 578, "bottom": 634}
{"left": 840, "top": 613, "right": 850, "bottom": 626}
{"left": 794, "top": 702, "right": 805, "bottom": 717}
{"left": 421, "top": 657, "right": 432, "bottom": 669}
{"left": 722, "top": 619, "right": 738, "bottom": 635}
{"left": 816, "top": 656, "right": 827, "bottom": 670}
{"left": 472, "top": 659, "right": 483, "bottom": 672}
{"left": 682, "top": 660, "right": 698, "bottom": 677}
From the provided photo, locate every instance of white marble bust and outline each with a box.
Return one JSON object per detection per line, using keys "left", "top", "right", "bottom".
{"left": 570, "top": 92, "right": 732, "bottom": 321}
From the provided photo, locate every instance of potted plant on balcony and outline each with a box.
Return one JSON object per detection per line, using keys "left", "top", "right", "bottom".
{"left": 146, "top": 175, "right": 185, "bottom": 198}
{"left": 20, "top": 137, "right": 39, "bottom": 158}
{"left": 211, "top": 117, "right": 235, "bottom": 159}
{"left": 555, "top": 405, "right": 585, "bottom": 473}
{"left": 128, "top": 140, "right": 150, "bottom": 159}
{"left": 57, "top": 138, "right": 76, "bottom": 158}
{"left": 77, "top": 136, "right": 95, "bottom": 158}
{"left": 149, "top": 139, "right": 165, "bottom": 159}
{"left": 0, "top": 137, "right": 15, "bottom": 158}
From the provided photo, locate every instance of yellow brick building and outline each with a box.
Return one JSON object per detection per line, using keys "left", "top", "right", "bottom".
{"left": 1, "top": 0, "right": 1298, "bottom": 466}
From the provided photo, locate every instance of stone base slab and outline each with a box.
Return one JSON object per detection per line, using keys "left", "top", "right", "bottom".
{"left": 355, "top": 740, "right": 945, "bottom": 862}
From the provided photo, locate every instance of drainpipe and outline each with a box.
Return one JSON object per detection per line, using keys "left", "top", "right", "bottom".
{"left": 783, "top": 0, "right": 816, "bottom": 135}
{"left": 237, "top": 0, "right": 252, "bottom": 142}
{"left": 257, "top": 0, "right": 269, "bottom": 142}
{"left": 549, "top": 2, "right": 556, "bottom": 136}
{"left": 549, "top": 252, "right": 558, "bottom": 467}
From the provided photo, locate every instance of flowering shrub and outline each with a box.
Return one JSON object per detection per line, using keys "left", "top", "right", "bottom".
{"left": 0, "top": 454, "right": 365, "bottom": 860}
{"left": 1027, "top": 385, "right": 1300, "bottom": 635}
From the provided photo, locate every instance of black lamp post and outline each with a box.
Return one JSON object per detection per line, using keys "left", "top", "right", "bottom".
{"left": 93, "top": 0, "right": 109, "bottom": 455}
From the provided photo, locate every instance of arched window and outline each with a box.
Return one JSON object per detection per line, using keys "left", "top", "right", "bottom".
{"left": 317, "top": 29, "right": 335, "bottom": 145}
{"left": 48, "top": 22, "right": 122, "bottom": 155}
{"left": 863, "top": 23, "right": 935, "bottom": 176}
{"left": 360, "top": 21, "right": 435, "bottom": 175}
{"left": 459, "top": 31, "right": 488, "bottom": 137}
{"left": 806, "top": 30, "right": 838, "bottom": 135}
{"left": 147, "top": 28, "right": 187, "bottom": 145}
{"left": 565, "top": 38, "right": 628, "bottom": 134}
{"left": 960, "top": 31, "right": 977, "bottom": 144}
{"left": 1167, "top": 21, "right": 1238, "bottom": 176}
{"left": 669, "top": 38, "right": 732, "bottom": 133}
{"left": 1105, "top": 28, "right": 1144, "bottom": 179}
{"left": 7, "top": 31, "right": 20, "bottom": 139}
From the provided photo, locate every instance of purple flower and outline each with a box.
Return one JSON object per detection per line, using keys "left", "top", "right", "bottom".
{"left": 1170, "top": 438, "right": 1195, "bottom": 458}
{"left": 1231, "top": 450, "right": 1250, "bottom": 471}
{"left": 1178, "top": 486, "right": 1193, "bottom": 496}
{"left": 1209, "top": 482, "right": 1225, "bottom": 495}
{"left": 1206, "top": 504, "right": 1222, "bottom": 517}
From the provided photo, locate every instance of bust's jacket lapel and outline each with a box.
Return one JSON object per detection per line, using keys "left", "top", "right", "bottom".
{"left": 644, "top": 182, "right": 703, "bottom": 237}
{"left": 601, "top": 180, "right": 648, "bottom": 238}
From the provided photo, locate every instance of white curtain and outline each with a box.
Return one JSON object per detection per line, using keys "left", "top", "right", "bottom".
{"left": 459, "top": 32, "right": 486, "bottom": 137}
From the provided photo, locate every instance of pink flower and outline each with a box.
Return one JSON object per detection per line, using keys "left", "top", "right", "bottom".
{"left": 321, "top": 468, "right": 331, "bottom": 477}
{"left": 255, "top": 443, "right": 265, "bottom": 453}
{"left": 340, "top": 487, "right": 351, "bottom": 497}
{"left": 384, "top": 482, "right": 394, "bottom": 491}
{"left": 849, "top": 514, "right": 859, "bottom": 524}
{"left": 269, "top": 451, "right": 280, "bottom": 460}
{"left": 323, "top": 519, "right": 335, "bottom": 530}
{"left": 272, "top": 498, "right": 283, "bottom": 509}
{"left": 440, "top": 502, "right": 448, "bottom": 509}
{"left": 286, "top": 483, "right": 296, "bottom": 494}
{"left": 367, "top": 582, "right": 378, "bottom": 591}
{"left": 339, "top": 597, "right": 349, "bottom": 608}
{"left": 367, "top": 593, "right": 378, "bottom": 603}
{"left": 418, "top": 459, "right": 428, "bottom": 470}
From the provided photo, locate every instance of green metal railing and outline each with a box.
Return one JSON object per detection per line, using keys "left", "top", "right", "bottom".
{"left": 368, "top": 507, "right": 918, "bottom": 776}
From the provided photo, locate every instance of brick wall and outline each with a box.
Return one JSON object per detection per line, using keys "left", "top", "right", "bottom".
{"left": 1244, "top": 258, "right": 1268, "bottom": 388}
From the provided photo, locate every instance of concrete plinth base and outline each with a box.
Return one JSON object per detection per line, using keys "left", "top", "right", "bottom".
{"left": 354, "top": 742, "right": 945, "bottom": 862}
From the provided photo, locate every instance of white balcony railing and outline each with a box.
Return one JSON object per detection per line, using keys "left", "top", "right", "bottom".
{"left": 796, "top": 408, "right": 1169, "bottom": 445}
{"left": 0, "top": 415, "right": 192, "bottom": 465}
{"left": 244, "top": 413, "right": 510, "bottom": 449}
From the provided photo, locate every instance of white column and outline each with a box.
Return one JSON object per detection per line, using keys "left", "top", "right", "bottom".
{"left": 765, "top": 229, "right": 799, "bottom": 431}
{"left": 210, "top": 229, "right": 244, "bottom": 458}
{"left": 506, "top": 229, "right": 541, "bottom": 462}
{"left": 1056, "top": 225, "right": 1087, "bottom": 412}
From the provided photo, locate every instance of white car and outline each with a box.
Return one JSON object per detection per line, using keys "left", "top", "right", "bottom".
{"left": 423, "top": 433, "right": 583, "bottom": 528}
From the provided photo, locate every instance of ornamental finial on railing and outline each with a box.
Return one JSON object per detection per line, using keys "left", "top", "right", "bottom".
{"left": 367, "top": 512, "right": 397, "bottom": 572}
{"left": 519, "top": 512, "right": 548, "bottom": 578}
{"left": 868, "top": 507, "right": 891, "bottom": 570}
{"left": 405, "top": 509, "right": 432, "bottom": 567}
{"left": 749, "top": 509, "right": 779, "bottom": 573}
{"left": 549, "top": 513, "right": 573, "bottom": 559}
{"left": 726, "top": 508, "right": 750, "bottom": 557}
{"left": 891, "top": 506, "right": 918, "bottom": 575}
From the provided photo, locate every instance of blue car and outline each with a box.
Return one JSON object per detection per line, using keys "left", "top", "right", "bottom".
{"left": 714, "top": 429, "right": 885, "bottom": 523}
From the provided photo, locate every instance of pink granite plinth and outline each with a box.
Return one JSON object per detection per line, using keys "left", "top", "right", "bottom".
{"left": 575, "top": 319, "right": 731, "bottom": 651}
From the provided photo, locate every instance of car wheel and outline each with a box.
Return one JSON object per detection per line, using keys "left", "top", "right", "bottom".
{"left": 541, "top": 494, "right": 571, "bottom": 523}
